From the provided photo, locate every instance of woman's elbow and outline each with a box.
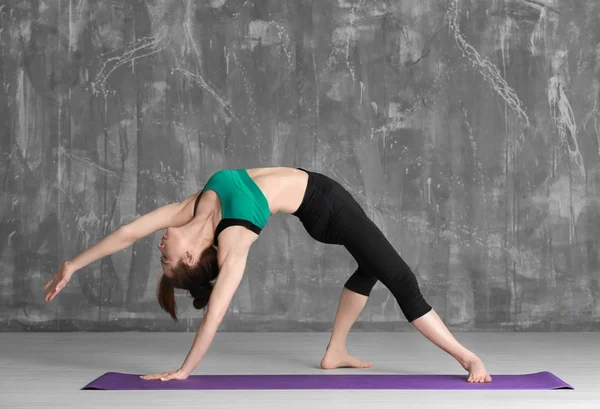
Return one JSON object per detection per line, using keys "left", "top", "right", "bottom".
{"left": 117, "top": 226, "right": 138, "bottom": 243}
{"left": 205, "top": 308, "right": 226, "bottom": 324}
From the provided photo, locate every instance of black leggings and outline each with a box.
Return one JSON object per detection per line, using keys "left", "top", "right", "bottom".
{"left": 293, "top": 169, "right": 432, "bottom": 323}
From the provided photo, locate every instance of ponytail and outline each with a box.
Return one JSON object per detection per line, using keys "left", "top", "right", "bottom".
{"left": 158, "top": 274, "right": 177, "bottom": 320}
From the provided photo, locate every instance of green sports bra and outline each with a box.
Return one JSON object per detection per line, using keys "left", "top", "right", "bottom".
{"left": 193, "top": 169, "right": 271, "bottom": 246}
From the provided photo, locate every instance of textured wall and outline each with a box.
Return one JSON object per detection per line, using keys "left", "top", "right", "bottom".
{"left": 1, "top": 0, "right": 600, "bottom": 332}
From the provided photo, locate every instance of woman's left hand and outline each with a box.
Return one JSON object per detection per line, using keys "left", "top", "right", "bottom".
{"left": 140, "top": 369, "right": 190, "bottom": 381}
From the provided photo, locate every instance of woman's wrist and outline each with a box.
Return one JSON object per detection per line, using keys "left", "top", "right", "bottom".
{"left": 178, "top": 366, "right": 193, "bottom": 376}
{"left": 64, "top": 260, "right": 78, "bottom": 274}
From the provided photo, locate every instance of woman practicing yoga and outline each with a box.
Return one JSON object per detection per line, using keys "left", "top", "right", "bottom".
{"left": 44, "top": 167, "right": 492, "bottom": 383}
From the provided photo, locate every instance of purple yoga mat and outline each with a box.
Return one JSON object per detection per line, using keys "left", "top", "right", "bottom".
{"left": 82, "top": 371, "right": 573, "bottom": 390}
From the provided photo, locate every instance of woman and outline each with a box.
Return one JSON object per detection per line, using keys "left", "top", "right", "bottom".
{"left": 44, "top": 167, "right": 492, "bottom": 383}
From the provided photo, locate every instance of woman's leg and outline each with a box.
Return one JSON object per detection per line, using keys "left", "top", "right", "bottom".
{"left": 293, "top": 170, "right": 490, "bottom": 382}
{"left": 321, "top": 287, "right": 372, "bottom": 369}
{"left": 320, "top": 264, "right": 377, "bottom": 369}
{"left": 340, "top": 210, "right": 491, "bottom": 383}
{"left": 410, "top": 310, "right": 491, "bottom": 383}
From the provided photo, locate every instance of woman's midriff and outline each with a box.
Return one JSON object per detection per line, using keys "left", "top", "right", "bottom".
{"left": 246, "top": 167, "right": 309, "bottom": 215}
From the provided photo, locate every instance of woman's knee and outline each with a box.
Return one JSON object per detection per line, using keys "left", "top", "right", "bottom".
{"left": 343, "top": 268, "right": 378, "bottom": 296}
{"left": 385, "top": 271, "right": 431, "bottom": 322}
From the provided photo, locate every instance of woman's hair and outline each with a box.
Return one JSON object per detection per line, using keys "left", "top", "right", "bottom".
{"left": 157, "top": 246, "right": 219, "bottom": 321}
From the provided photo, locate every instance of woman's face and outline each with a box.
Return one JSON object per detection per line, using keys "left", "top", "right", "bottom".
{"left": 157, "top": 227, "right": 188, "bottom": 277}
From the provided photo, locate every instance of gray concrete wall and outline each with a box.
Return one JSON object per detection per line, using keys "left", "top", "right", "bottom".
{"left": 1, "top": 0, "right": 599, "bottom": 332}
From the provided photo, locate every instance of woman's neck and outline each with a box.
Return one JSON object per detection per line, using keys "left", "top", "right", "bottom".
{"left": 187, "top": 210, "right": 217, "bottom": 247}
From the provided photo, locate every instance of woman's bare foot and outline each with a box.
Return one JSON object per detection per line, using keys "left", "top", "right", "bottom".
{"left": 320, "top": 346, "right": 372, "bottom": 370}
{"left": 460, "top": 355, "right": 492, "bottom": 383}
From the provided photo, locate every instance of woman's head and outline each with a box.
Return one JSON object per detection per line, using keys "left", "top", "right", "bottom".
{"left": 157, "top": 245, "right": 219, "bottom": 321}
{"left": 157, "top": 227, "right": 199, "bottom": 271}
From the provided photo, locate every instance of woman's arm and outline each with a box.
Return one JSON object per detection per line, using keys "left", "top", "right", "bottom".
{"left": 179, "top": 248, "right": 249, "bottom": 375}
{"left": 66, "top": 227, "right": 133, "bottom": 273}
{"left": 71, "top": 192, "right": 198, "bottom": 272}
{"left": 141, "top": 227, "right": 255, "bottom": 380}
{"left": 44, "top": 225, "right": 136, "bottom": 302}
{"left": 44, "top": 192, "right": 200, "bottom": 302}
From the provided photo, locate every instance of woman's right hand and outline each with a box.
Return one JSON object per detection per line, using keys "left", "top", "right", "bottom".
{"left": 44, "top": 261, "right": 75, "bottom": 302}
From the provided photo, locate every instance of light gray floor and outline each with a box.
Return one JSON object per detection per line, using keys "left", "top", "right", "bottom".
{"left": 1, "top": 332, "right": 598, "bottom": 409}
